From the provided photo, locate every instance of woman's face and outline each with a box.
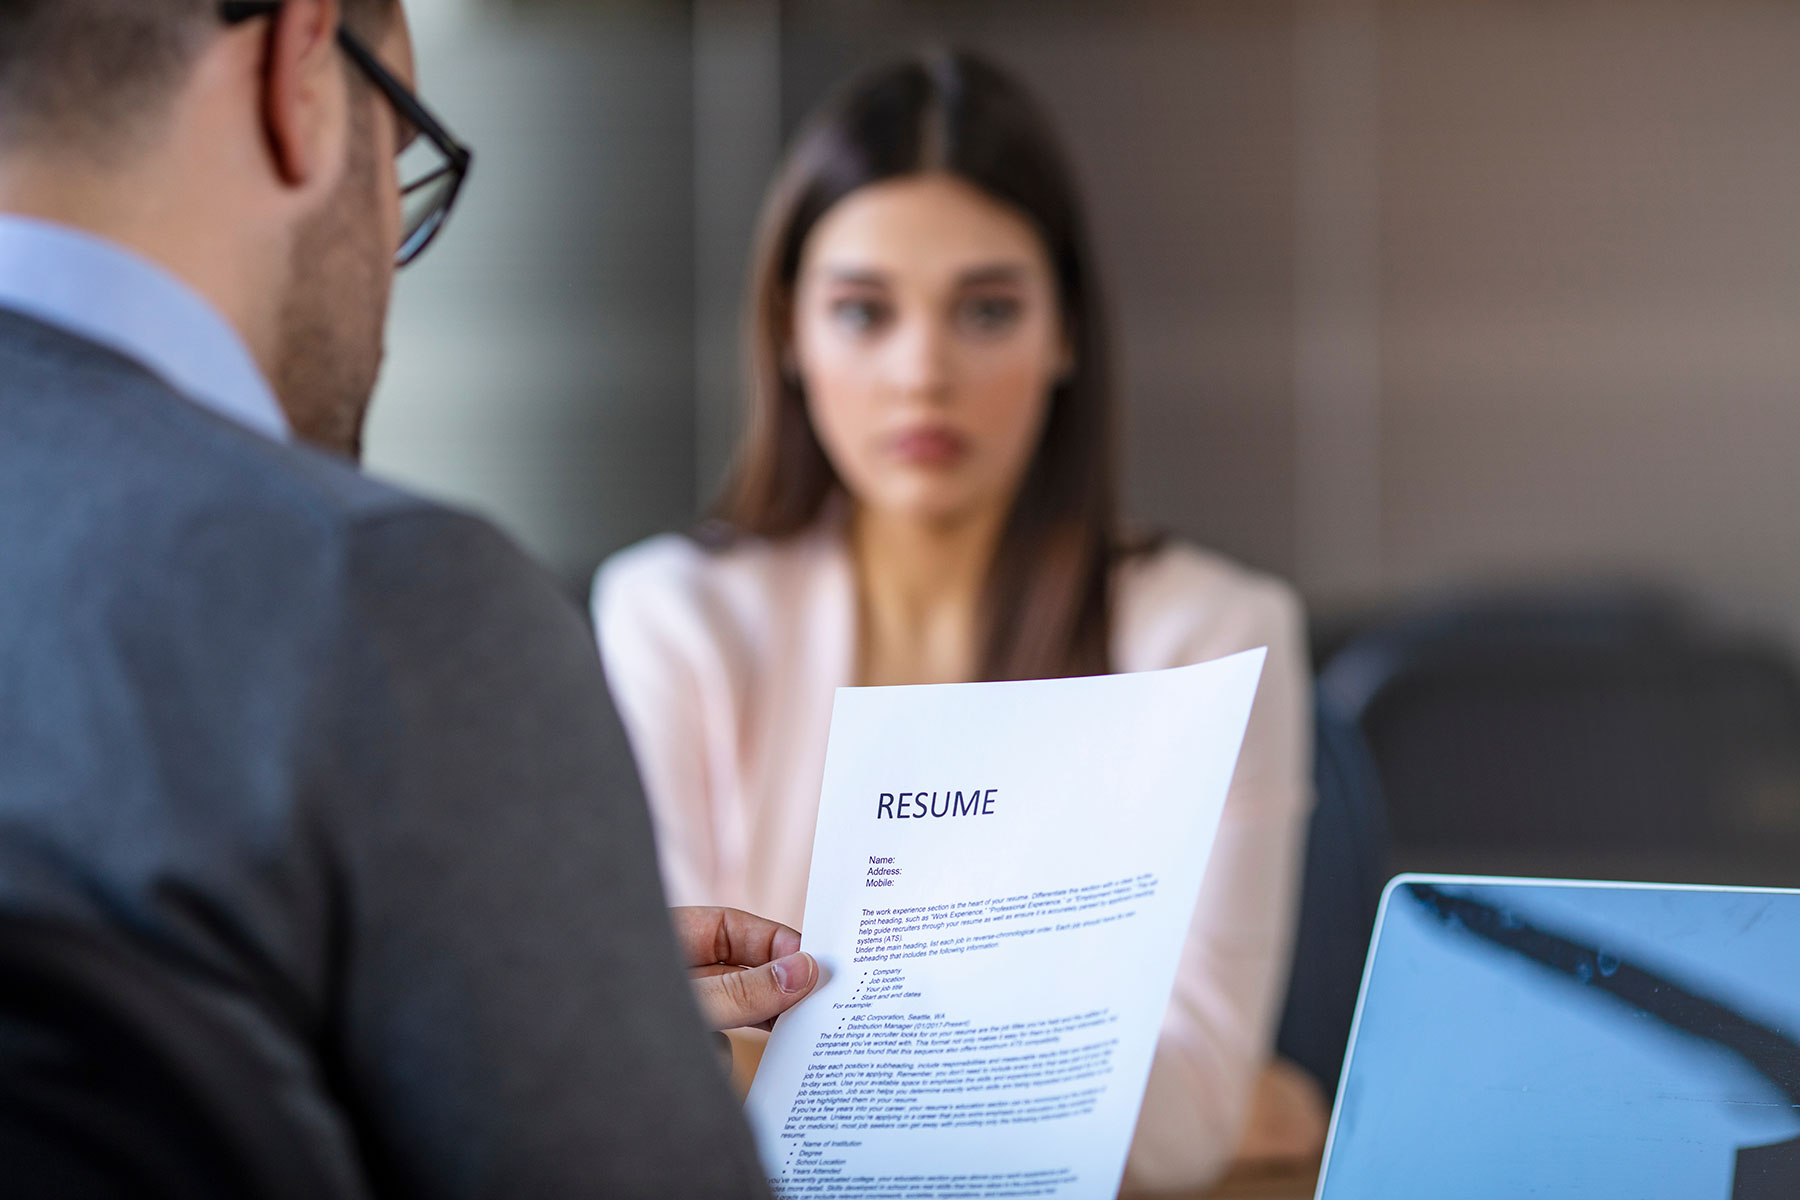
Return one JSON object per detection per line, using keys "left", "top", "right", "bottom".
{"left": 791, "top": 173, "right": 1068, "bottom": 529}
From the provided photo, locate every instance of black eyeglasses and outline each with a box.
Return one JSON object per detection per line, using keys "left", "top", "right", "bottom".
{"left": 220, "top": 1, "right": 473, "bottom": 267}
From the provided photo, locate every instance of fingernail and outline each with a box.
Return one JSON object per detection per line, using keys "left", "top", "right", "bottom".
{"left": 772, "top": 952, "right": 811, "bottom": 993}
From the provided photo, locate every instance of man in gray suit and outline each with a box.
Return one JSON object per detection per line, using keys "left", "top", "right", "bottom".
{"left": 0, "top": 1, "right": 813, "bottom": 1195}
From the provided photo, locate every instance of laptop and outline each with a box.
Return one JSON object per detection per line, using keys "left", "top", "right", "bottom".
{"left": 1315, "top": 875, "right": 1800, "bottom": 1200}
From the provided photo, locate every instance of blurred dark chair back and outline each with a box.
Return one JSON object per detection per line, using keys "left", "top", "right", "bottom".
{"left": 1274, "top": 691, "right": 1390, "bottom": 1099}
{"left": 0, "top": 915, "right": 367, "bottom": 1200}
{"left": 1316, "top": 591, "right": 1800, "bottom": 880}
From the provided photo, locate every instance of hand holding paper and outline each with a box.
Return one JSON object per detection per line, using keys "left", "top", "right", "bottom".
{"left": 673, "top": 906, "right": 819, "bottom": 1031}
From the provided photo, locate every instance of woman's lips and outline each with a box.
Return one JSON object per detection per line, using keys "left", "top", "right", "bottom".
{"left": 884, "top": 427, "right": 970, "bottom": 467}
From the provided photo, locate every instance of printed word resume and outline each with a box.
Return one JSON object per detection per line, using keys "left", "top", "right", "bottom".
{"left": 745, "top": 650, "right": 1267, "bottom": 1199}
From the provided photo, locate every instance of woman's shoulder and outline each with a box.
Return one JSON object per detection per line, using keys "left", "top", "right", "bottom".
{"left": 1114, "top": 539, "right": 1302, "bottom": 616}
{"left": 595, "top": 531, "right": 724, "bottom": 609}
{"left": 1111, "top": 539, "right": 1306, "bottom": 671}
{"left": 592, "top": 526, "right": 841, "bottom": 654}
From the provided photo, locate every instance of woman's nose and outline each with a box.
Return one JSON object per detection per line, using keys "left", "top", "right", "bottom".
{"left": 884, "top": 318, "right": 954, "bottom": 401}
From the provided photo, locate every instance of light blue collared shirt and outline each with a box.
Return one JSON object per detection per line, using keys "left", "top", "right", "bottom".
{"left": 0, "top": 214, "right": 290, "bottom": 443}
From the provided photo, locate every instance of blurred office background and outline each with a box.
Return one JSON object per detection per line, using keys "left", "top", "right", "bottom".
{"left": 365, "top": 0, "right": 1800, "bottom": 884}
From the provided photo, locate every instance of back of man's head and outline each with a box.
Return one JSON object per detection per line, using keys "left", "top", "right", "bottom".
{"left": 1, "top": 0, "right": 413, "bottom": 457}
{"left": 0, "top": 0, "right": 394, "bottom": 160}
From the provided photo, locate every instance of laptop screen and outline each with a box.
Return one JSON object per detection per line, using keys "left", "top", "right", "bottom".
{"left": 1317, "top": 876, "right": 1800, "bottom": 1200}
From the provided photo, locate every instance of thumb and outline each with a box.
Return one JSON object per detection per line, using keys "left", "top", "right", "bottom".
{"left": 692, "top": 951, "right": 818, "bottom": 1031}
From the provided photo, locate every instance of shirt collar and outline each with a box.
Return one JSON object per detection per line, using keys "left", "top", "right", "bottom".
{"left": 0, "top": 214, "right": 290, "bottom": 443}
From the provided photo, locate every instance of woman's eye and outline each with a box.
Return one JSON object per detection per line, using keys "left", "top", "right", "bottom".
{"left": 830, "top": 298, "right": 889, "bottom": 334}
{"left": 958, "top": 295, "right": 1023, "bottom": 335}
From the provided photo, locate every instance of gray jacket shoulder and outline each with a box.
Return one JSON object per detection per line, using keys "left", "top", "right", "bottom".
{"left": 0, "top": 307, "right": 519, "bottom": 626}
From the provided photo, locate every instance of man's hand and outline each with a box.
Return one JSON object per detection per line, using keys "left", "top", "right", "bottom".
{"left": 673, "top": 906, "right": 818, "bottom": 1031}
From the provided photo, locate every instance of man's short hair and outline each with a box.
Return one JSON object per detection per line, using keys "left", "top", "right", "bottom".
{"left": 0, "top": 0, "right": 397, "bottom": 156}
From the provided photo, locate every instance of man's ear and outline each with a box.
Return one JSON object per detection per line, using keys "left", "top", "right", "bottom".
{"left": 260, "top": 0, "right": 347, "bottom": 189}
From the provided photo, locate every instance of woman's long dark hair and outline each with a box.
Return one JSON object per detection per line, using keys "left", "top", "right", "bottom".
{"left": 713, "top": 50, "right": 1121, "bottom": 682}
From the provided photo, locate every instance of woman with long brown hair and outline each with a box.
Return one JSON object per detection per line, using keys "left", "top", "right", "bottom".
{"left": 594, "top": 51, "right": 1321, "bottom": 1188}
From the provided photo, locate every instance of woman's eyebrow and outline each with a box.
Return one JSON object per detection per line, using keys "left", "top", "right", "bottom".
{"left": 818, "top": 267, "right": 891, "bottom": 287}
{"left": 956, "top": 263, "right": 1032, "bottom": 287}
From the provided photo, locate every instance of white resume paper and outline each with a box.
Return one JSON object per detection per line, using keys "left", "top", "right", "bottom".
{"left": 745, "top": 649, "right": 1268, "bottom": 1199}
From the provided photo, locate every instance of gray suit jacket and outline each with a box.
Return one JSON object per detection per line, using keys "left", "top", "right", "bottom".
{"left": 0, "top": 309, "right": 768, "bottom": 1198}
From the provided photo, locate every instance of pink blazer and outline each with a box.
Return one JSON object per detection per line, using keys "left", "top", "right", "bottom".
{"left": 593, "top": 521, "right": 1314, "bottom": 1191}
